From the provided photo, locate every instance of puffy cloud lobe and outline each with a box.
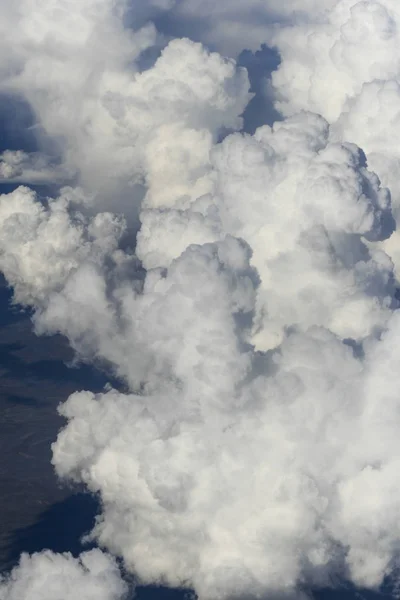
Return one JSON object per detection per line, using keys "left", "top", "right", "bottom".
{"left": 0, "top": 549, "right": 128, "bottom": 600}
{"left": 0, "top": 0, "right": 250, "bottom": 213}
{"left": 0, "top": 186, "right": 126, "bottom": 306}
{"left": 266, "top": 0, "right": 400, "bottom": 274}
{"left": 139, "top": 111, "right": 396, "bottom": 349}
{"left": 52, "top": 323, "right": 400, "bottom": 597}
{"left": 0, "top": 185, "right": 145, "bottom": 378}
{"left": 0, "top": 0, "right": 155, "bottom": 191}
{"left": 270, "top": 0, "right": 400, "bottom": 122}
{"left": 136, "top": 206, "right": 223, "bottom": 270}
{"left": 0, "top": 185, "right": 253, "bottom": 392}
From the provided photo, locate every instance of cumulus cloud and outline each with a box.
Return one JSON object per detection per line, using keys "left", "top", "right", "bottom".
{"left": 2, "top": 1, "right": 400, "bottom": 600}
{"left": 0, "top": 185, "right": 126, "bottom": 307}
{"left": 3, "top": 133, "right": 399, "bottom": 598}
{"left": 266, "top": 0, "right": 400, "bottom": 274}
{"left": 0, "top": 550, "right": 128, "bottom": 600}
{"left": 0, "top": 0, "right": 250, "bottom": 216}
{"left": 138, "top": 111, "right": 396, "bottom": 350}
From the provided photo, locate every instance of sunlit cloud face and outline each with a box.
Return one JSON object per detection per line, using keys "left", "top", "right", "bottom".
{"left": 1, "top": 1, "right": 400, "bottom": 600}
{"left": 0, "top": 550, "right": 128, "bottom": 600}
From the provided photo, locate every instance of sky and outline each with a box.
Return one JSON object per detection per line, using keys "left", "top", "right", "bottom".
{"left": 2, "top": 1, "right": 400, "bottom": 599}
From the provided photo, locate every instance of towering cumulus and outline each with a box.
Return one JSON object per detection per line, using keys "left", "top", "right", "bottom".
{"left": 1, "top": 1, "right": 400, "bottom": 599}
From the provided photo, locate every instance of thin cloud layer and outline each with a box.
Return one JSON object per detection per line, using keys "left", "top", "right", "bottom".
{"left": 1, "top": 1, "right": 400, "bottom": 600}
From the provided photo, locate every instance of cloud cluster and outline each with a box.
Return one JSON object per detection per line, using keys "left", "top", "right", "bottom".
{"left": 268, "top": 0, "right": 400, "bottom": 273}
{"left": 138, "top": 111, "right": 397, "bottom": 351}
{"left": 0, "top": 0, "right": 250, "bottom": 217}
{"left": 2, "top": 1, "right": 400, "bottom": 600}
{"left": 0, "top": 550, "right": 128, "bottom": 600}
{"left": 53, "top": 313, "right": 400, "bottom": 597}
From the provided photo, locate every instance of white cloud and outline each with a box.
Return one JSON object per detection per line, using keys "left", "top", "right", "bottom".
{"left": 2, "top": 1, "right": 400, "bottom": 600}
{"left": 0, "top": 0, "right": 250, "bottom": 215}
{"left": 0, "top": 185, "right": 126, "bottom": 306}
{"left": 51, "top": 321, "right": 400, "bottom": 597}
{"left": 266, "top": 0, "right": 400, "bottom": 275}
{"left": 0, "top": 550, "right": 128, "bottom": 600}
{"left": 139, "top": 111, "right": 396, "bottom": 349}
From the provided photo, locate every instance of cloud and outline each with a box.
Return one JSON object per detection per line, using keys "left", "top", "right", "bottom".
{"left": 2, "top": 126, "right": 397, "bottom": 597}
{"left": 270, "top": 0, "right": 400, "bottom": 121}
{"left": 0, "top": 549, "right": 128, "bottom": 600}
{"left": 0, "top": 185, "right": 126, "bottom": 307}
{"left": 139, "top": 111, "right": 396, "bottom": 349}
{"left": 50, "top": 320, "right": 400, "bottom": 597}
{"left": 1, "top": 1, "right": 400, "bottom": 600}
{"left": 0, "top": 0, "right": 250, "bottom": 217}
{"left": 0, "top": 150, "right": 72, "bottom": 184}
{"left": 266, "top": 0, "right": 400, "bottom": 274}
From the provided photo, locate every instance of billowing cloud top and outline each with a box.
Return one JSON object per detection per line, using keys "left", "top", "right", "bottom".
{"left": 0, "top": 550, "right": 127, "bottom": 600}
{"left": 1, "top": 1, "right": 400, "bottom": 600}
